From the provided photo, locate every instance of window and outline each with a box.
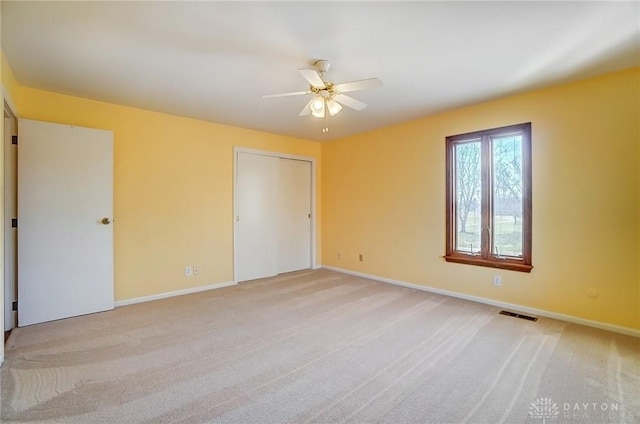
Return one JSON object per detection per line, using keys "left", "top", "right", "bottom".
{"left": 445, "top": 122, "right": 532, "bottom": 272}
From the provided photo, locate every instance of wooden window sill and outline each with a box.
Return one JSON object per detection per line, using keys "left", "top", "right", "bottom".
{"left": 444, "top": 255, "right": 533, "bottom": 273}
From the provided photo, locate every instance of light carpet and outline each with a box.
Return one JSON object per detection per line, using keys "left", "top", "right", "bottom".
{"left": 1, "top": 269, "right": 638, "bottom": 423}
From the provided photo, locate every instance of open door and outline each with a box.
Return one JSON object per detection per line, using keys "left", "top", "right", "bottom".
{"left": 18, "top": 119, "right": 114, "bottom": 326}
{"left": 4, "top": 107, "right": 17, "bottom": 331}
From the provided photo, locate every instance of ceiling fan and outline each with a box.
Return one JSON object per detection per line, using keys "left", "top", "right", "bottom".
{"left": 262, "top": 60, "right": 382, "bottom": 129}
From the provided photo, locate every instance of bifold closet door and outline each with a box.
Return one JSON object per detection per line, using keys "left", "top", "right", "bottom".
{"left": 235, "top": 152, "right": 312, "bottom": 282}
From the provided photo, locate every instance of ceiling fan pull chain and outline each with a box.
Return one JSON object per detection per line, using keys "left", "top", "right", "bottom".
{"left": 323, "top": 102, "right": 329, "bottom": 133}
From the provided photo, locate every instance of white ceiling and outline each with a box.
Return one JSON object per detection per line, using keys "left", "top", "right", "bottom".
{"left": 2, "top": 1, "right": 639, "bottom": 141}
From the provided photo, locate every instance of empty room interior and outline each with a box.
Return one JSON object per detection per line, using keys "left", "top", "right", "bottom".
{"left": 1, "top": 2, "right": 639, "bottom": 423}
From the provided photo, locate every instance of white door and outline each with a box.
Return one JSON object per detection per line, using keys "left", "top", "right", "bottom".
{"left": 235, "top": 152, "right": 280, "bottom": 282}
{"left": 4, "top": 115, "right": 17, "bottom": 330}
{"left": 18, "top": 119, "right": 114, "bottom": 326}
{"left": 278, "top": 158, "right": 311, "bottom": 273}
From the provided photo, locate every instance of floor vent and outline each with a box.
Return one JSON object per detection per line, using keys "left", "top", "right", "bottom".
{"left": 499, "top": 310, "right": 538, "bottom": 322}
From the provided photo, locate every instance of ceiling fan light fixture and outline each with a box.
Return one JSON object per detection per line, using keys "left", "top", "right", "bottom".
{"left": 326, "top": 99, "right": 342, "bottom": 116}
{"left": 310, "top": 96, "right": 325, "bottom": 118}
{"left": 310, "top": 96, "right": 324, "bottom": 111}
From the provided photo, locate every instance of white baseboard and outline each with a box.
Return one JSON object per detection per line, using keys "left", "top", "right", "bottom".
{"left": 115, "top": 280, "right": 236, "bottom": 308}
{"left": 322, "top": 265, "right": 640, "bottom": 338}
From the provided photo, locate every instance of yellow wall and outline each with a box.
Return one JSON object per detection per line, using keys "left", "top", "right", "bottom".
{"left": 2, "top": 51, "right": 19, "bottom": 110}
{"left": 15, "top": 85, "right": 321, "bottom": 301}
{"left": 322, "top": 67, "right": 640, "bottom": 331}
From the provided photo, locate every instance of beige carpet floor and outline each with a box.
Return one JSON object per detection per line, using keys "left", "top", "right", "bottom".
{"left": 1, "top": 269, "right": 639, "bottom": 423}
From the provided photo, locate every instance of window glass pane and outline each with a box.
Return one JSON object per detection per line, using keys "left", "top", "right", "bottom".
{"left": 492, "top": 135, "right": 523, "bottom": 257}
{"left": 455, "top": 141, "right": 482, "bottom": 254}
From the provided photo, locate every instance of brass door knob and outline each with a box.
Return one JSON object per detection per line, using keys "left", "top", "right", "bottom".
{"left": 101, "top": 217, "right": 111, "bottom": 225}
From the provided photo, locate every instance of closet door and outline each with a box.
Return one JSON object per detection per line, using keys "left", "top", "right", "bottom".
{"left": 235, "top": 151, "right": 313, "bottom": 282}
{"left": 235, "top": 152, "right": 280, "bottom": 282}
{"left": 278, "top": 158, "right": 311, "bottom": 273}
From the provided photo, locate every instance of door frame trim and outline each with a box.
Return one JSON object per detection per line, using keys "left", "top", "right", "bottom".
{"left": 233, "top": 147, "right": 317, "bottom": 283}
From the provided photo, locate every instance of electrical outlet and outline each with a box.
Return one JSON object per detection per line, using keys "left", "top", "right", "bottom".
{"left": 493, "top": 274, "right": 502, "bottom": 287}
{"left": 193, "top": 266, "right": 199, "bottom": 275}
{"left": 185, "top": 266, "right": 193, "bottom": 277}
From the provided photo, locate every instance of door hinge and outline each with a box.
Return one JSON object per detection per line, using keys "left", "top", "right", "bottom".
{"left": 11, "top": 218, "right": 17, "bottom": 228}
{"left": 11, "top": 135, "right": 17, "bottom": 145}
{"left": 12, "top": 301, "right": 17, "bottom": 311}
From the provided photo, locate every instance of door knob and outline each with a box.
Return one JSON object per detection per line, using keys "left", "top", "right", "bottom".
{"left": 101, "top": 218, "right": 111, "bottom": 225}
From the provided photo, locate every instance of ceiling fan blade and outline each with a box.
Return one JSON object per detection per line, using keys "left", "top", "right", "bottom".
{"left": 298, "top": 98, "right": 314, "bottom": 116}
{"left": 298, "top": 69, "right": 326, "bottom": 89}
{"left": 333, "top": 94, "right": 368, "bottom": 111}
{"left": 262, "top": 90, "right": 310, "bottom": 99}
{"left": 333, "top": 78, "right": 382, "bottom": 93}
